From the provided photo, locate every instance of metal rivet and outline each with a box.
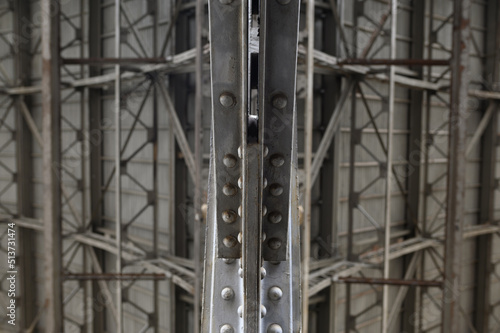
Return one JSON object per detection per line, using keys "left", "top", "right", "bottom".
{"left": 238, "top": 306, "right": 243, "bottom": 317}
{"left": 269, "top": 183, "right": 283, "bottom": 196}
{"left": 263, "top": 177, "right": 268, "bottom": 188}
{"left": 261, "top": 305, "right": 267, "bottom": 318}
{"left": 238, "top": 146, "right": 242, "bottom": 158}
{"left": 222, "top": 210, "right": 237, "bottom": 223}
{"left": 262, "top": 205, "right": 268, "bottom": 216}
{"left": 270, "top": 154, "right": 285, "bottom": 167}
{"left": 267, "top": 323, "right": 283, "bottom": 333}
{"left": 223, "top": 236, "right": 238, "bottom": 248}
{"left": 238, "top": 268, "right": 243, "bottom": 278}
{"left": 261, "top": 267, "right": 267, "bottom": 279}
{"left": 219, "top": 92, "right": 235, "bottom": 107}
{"left": 268, "top": 286, "right": 283, "bottom": 301}
{"left": 238, "top": 232, "right": 242, "bottom": 243}
{"left": 263, "top": 145, "right": 269, "bottom": 157}
{"left": 238, "top": 205, "right": 242, "bottom": 217}
{"left": 262, "top": 232, "right": 267, "bottom": 242}
{"left": 268, "top": 238, "right": 282, "bottom": 250}
{"left": 272, "top": 93, "right": 287, "bottom": 109}
{"left": 268, "top": 212, "right": 282, "bottom": 224}
{"left": 221, "top": 287, "right": 235, "bottom": 300}
{"left": 223, "top": 154, "right": 237, "bottom": 168}
{"left": 220, "top": 324, "right": 234, "bottom": 333}
{"left": 238, "top": 177, "right": 243, "bottom": 189}
{"left": 223, "top": 183, "right": 237, "bottom": 196}
{"left": 223, "top": 258, "right": 235, "bottom": 264}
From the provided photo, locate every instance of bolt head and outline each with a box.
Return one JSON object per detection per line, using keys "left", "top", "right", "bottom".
{"left": 272, "top": 93, "right": 287, "bottom": 109}
{"left": 220, "top": 324, "right": 234, "bottom": 333}
{"left": 268, "top": 238, "right": 282, "bottom": 250}
{"left": 219, "top": 92, "right": 236, "bottom": 107}
{"left": 267, "top": 324, "right": 283, "bottom": 333}
{"left": 237, "top": 232, "right": 242, "bottom": 243}
{"left": 268, "top": 212, "right": 282, "bottom": 224}
{"left": 222, "top": 210, "right": 237, "bottom": 223}
{"left": 223, "top": 183, "right": 237, "bottom": 196}
{"left": 221, "top": 287, "right": 235, "bottom": 300}
{"left": 223, "top": 235, "right": 238, "bottom": 248}
{"left": 261, "top": 267, "right": 267, "bottom": 279}
{"left": 269, "top": 183, "right": 283, "bottom": 196}
{"left": 261, "top": 305, "right": 267, "bottom": 318}
{"left": 223, "top": 154, "right": 237, "bottom": 168}
{"left": 238, "top": 306, "right": 243, "bottom": 317}
{"left": 268, "top": 286, "right": 283, "bottom": 301}
{"left": 270, "top": 154, "right": 285, "bottom": 167}
{"left": 262, "top": 205, "right": 267, "bottom": 216}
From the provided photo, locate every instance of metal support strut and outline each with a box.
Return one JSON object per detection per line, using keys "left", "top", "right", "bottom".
{"left": 202, "top": 0, "right": 301, "bottom": 331}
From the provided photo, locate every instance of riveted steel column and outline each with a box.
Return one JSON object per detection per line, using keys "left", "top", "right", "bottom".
{"left": 193, "top": 0, "right": 204, "bottom": 330}
{"left": 442, "top": 0, "right": 470, "bottom": 330}
{"left": 202, "top": 0, "right": 247, "bottom": 330}
{"left": 41, "top": 0, "right": 63, "bottom": 331}
{"left": 474, "top": 0, "right": 500, "bottom": 330}
{"left": 303, "top": 0, "right": 315, "bottom": 328}
{"left": 260, "top": 0, "right": 301, "bottom": 331}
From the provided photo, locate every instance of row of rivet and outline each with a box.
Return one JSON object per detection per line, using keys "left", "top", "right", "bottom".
{"left": 220, "top": 91, "right": 239, "bottom": 251}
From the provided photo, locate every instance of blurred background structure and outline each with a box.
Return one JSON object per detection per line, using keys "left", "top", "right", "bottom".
{"left": 0, "top": 0, "right": 500, "bottom": 332}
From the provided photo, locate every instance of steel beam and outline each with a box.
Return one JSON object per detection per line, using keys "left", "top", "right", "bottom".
{"left": 13, "top": 0, "right": 36, "bottom": 329}
{"left": 41, "top": 0, "right": 63, "bottom": 330}
{"left": 402, "top": 0, "right": 425, "bottom": 331}
{"left": 474, "top": 1, "right": 500, "bottom": 330}
{"left": 193, "top": 0, "right": 204, "bottom": 330}
{"left": 114, "top": 1, "right": 123, "bottom": 331}
{"left": 442, "top": 0, "right": 470, "bottom": 330}
{"left": 303, "top": 0, "right": 315, "bottom": 327}
{"left": 88, "top": 0, "right": 106, "bottom": 330}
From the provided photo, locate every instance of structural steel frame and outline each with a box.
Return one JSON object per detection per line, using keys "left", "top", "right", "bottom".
{"left": 0, "top": 0, "right": 499, "bottom": 332}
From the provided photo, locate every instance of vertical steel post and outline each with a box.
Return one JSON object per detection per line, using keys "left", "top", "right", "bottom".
{"left": 13, "top": 1, "right": 36, "bottom": 329}
{"left": 114, "top": 0, "right": 123, "bottom": 331}
{"left": 442, "top": 0, "right": 470, "bottom": 330}
{"left": 41, "top": 0, "right": 63, "bottom": 331}
{"left": 303, "top": 0, "right": 315, "bottom": 329}
{"left": 474, "top": 0, "right": 500, "bottom": 330}
{"left": 193, "top": 0, "right": 204, "bottom": 331}
{"left": 381, "top": 0, "right": 397, "bottom": 331}
{"left": 401, "top": 1, "right": 425, "bottom": 331}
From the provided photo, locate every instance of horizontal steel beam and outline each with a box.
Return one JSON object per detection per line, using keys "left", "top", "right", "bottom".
{"left": 338, "top": 59, "right": 450, "bottom": 66}
{"left": 63, "top": 273, "right": 167, "bottom": 280}
{"left": 63, "top": 57, "right": 168, "bottom": 65}
{"left": 334, "top": 276, "right": 443, "bottom": 288}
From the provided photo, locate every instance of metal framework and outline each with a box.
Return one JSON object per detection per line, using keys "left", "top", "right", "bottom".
{"left": 0, "top": 0, "right": 499, "bottom": 332}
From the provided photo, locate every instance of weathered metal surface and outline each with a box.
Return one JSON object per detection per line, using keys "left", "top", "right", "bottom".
{"left": 41, "top": 0, "right": 63, "bottom": 330}
{"left": 442, "top": 0, "right": 470, "bottom": 331}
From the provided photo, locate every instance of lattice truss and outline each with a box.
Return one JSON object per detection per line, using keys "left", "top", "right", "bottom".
{"left": 0, "top": 0, "right": 499, "bottom": 332}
